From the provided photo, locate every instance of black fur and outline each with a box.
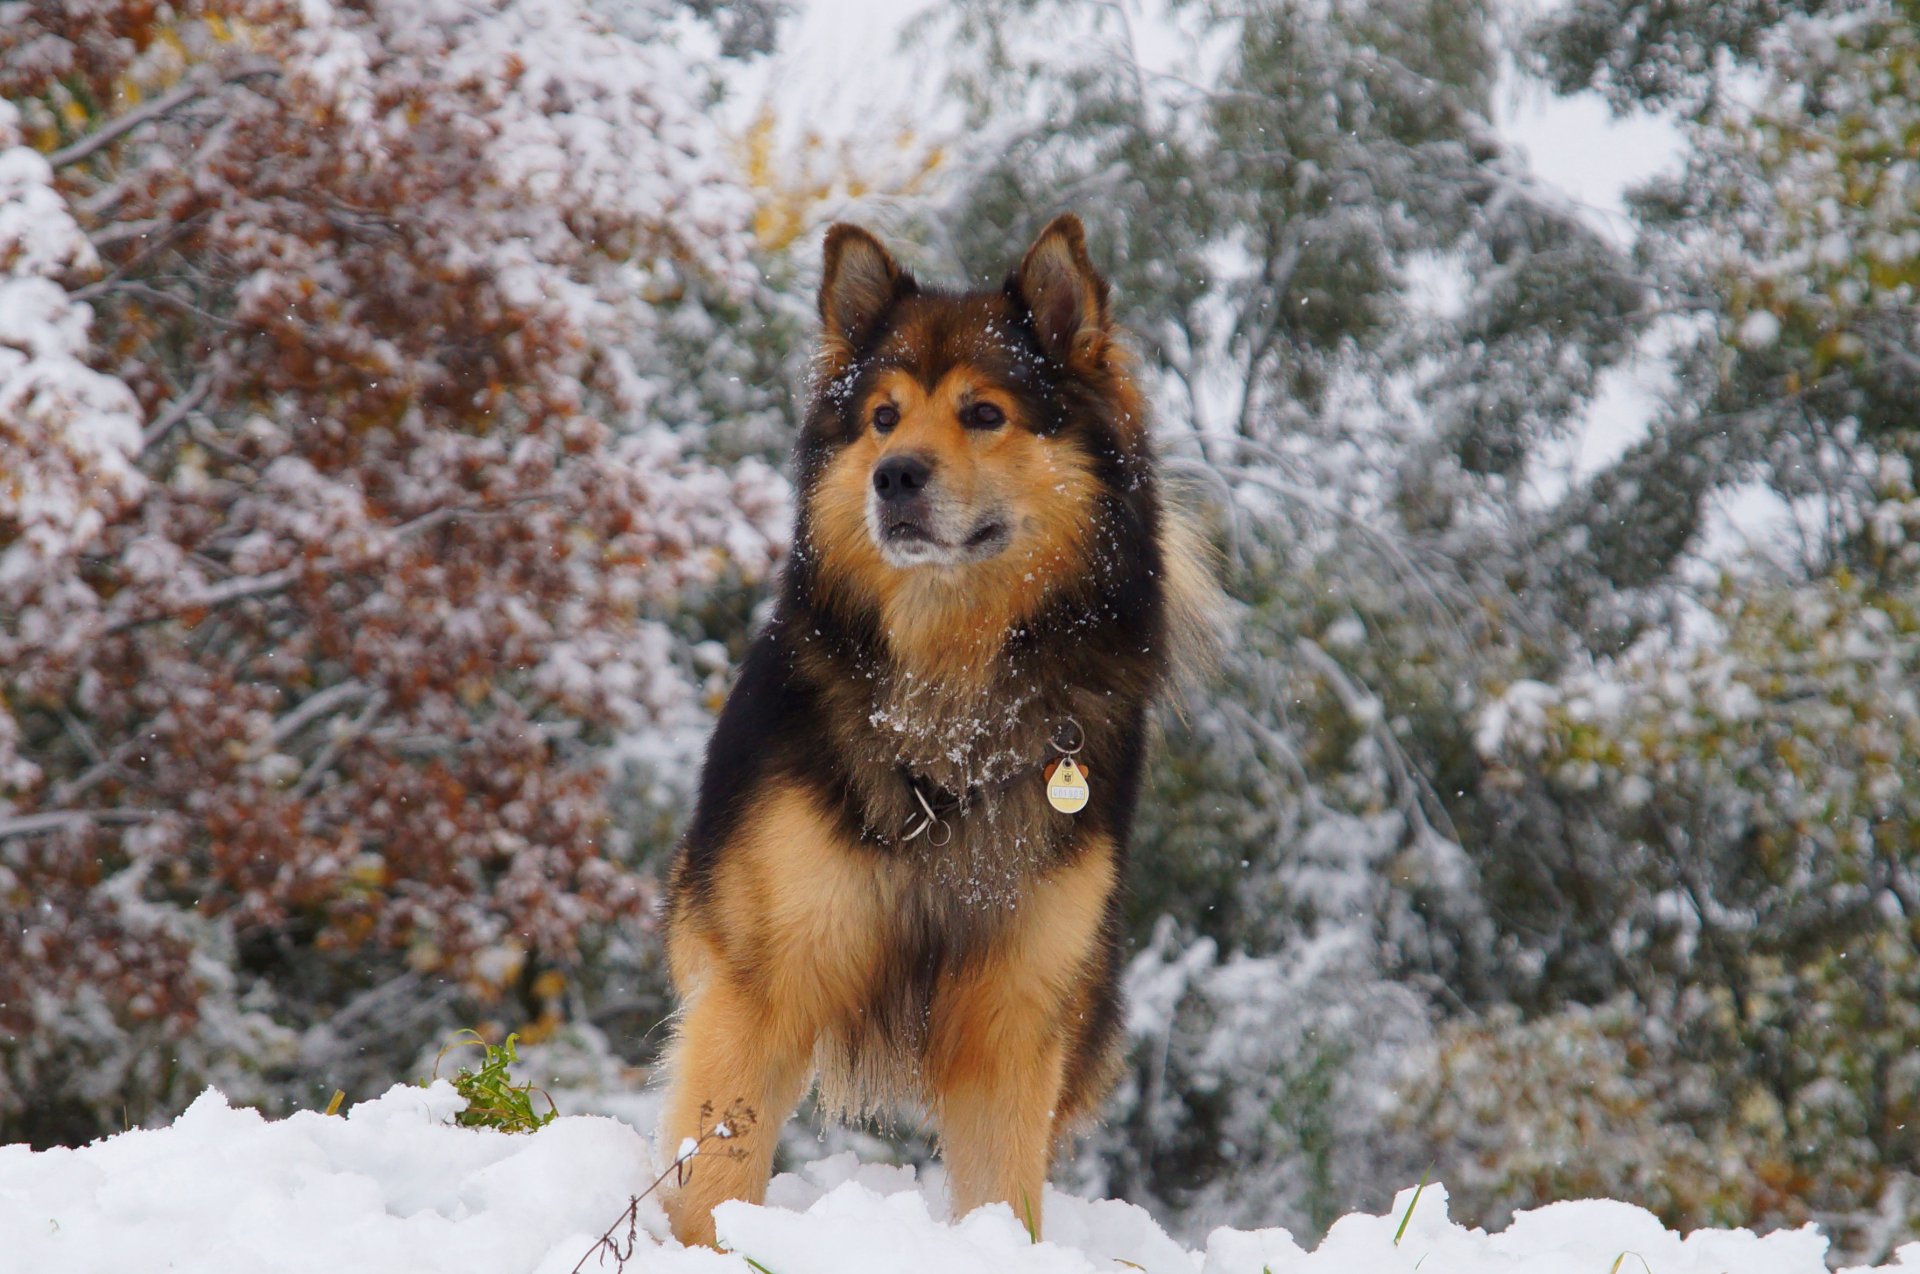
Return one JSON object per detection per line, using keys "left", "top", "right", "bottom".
{"left": 670, "top": 258, "right": 1178, "bottom": 1125}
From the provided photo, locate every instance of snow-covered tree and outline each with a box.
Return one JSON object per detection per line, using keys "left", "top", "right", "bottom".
{"left": 0, "top": 0, "right": 787, "bottom": 1144}
{"left": 1531, "top": 0, "right": 1920, "bottom": 589}
{"left": 908, "top": 0, "right": 1655, "bottom": 1241}
{"left": 1437, "top": 0, "right": 1920, "bottom": 1255}
{"left": 1472, "top": 572, "right": 1920, "bottom": 1254}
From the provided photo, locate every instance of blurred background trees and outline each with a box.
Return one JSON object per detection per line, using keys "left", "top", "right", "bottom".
{"left": 0, "top": 0, "right": 788, "bottom": 1143}
{"left": 3, "top": 0, "right": 1916, "bottom": 1262}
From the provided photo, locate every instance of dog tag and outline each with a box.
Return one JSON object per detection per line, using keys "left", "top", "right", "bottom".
{"left": 1046, "top": 756, "right": 1090, "bottom": 814}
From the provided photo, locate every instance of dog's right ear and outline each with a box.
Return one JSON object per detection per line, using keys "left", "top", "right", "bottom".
{"left": 1015, "top": 213, "right": 1110, "bottom": 367}
{"left": 819, "top": 224, "right": 914, "bottom": 365}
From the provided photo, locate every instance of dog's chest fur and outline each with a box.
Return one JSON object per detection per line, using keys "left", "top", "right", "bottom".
{"left": 801, "top": 635, "right": 1101, "bottom": 902}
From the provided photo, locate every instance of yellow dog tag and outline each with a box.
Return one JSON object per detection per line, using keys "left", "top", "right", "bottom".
{"left": 1046, "top": 756, "right": 1090, "bottom": 814}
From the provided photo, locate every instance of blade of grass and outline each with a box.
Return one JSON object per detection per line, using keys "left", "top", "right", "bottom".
{"left": 323, "top": 1089, "right": 345, "bottom": 1117}
{"left": 1393, "top": 1164, "right": 1434, "bottom": 1247}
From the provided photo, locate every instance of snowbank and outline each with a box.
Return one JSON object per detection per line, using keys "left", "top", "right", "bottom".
{"left": 0, "top": 1082, "right": 1911, "bottom": 1274}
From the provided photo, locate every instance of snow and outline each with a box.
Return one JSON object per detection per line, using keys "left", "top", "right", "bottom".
{"left": 0, "top": 100, "right": 147, "bottom": 787}
{"left": 1, "top": 1081, "right": 1911, "bottom": 1274}
{"left": 1493, "top": 80, "right": 1683, "bottom": 247}
{"left": 1738, "top": 310, "right": 1783, "bottom": 349}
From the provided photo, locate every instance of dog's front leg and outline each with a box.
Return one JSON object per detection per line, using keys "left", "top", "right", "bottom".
{"left": 926, "top": 840, "right": 1118, "bottom": 1236}
{"left": 928, "top": 972, "right": 1070, "bottom": 1232}
{"left": 660, "top": 787, "right": 889, "bottom": 1246}
{"left": 659, "top": 974, "right": 813, "bottom": 1248}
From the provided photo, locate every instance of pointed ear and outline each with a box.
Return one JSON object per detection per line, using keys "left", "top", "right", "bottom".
{"left": 1014, "top": 213, "right": 1110, "bottom": 364}
{"left": 819, "top": 224, "right": 914, "bottom": 360}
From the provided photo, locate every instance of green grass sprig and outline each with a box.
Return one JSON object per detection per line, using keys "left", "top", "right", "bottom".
{"left": 1393, "top": 1165, "right": 1434, "bottom": 1247}
{"left": 430, "top": 1029, "right": 557, "bottom": 1134}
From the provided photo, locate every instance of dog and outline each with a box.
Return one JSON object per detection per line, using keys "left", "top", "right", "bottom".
{"left": 658, "top": 214, "right": 1219, "bottom": 1247}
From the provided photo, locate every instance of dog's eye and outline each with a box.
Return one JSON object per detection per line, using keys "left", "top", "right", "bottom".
{"left": 965, "top": 402, "right": 1005, "bottom": 430}
{"left": 873, "top": 404, "right": 900, "bottom": 433}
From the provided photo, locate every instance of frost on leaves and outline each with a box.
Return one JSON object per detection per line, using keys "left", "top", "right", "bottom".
{"left": 0, "top": 0, "right": 784, "bottom": 1144}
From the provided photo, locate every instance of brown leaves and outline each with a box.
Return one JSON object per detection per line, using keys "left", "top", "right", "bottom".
{"left": 1, "top": 0, "right": 784, "bottom": 1142}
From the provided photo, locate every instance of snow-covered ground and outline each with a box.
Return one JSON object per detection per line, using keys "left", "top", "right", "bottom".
{"left": 2, "top": 1082, "right": 1912, "bottom": 1274}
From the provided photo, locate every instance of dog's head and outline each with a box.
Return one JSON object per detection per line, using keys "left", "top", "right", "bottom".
{"left": 797, "top": 215, "right": 1149, "bottom": 630}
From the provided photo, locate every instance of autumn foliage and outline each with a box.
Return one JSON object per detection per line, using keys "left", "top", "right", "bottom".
{"left": 0, "top": 0, "right": 784, "bottom": 1142}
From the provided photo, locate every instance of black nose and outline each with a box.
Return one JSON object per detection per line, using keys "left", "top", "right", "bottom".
{"left": 872, "top": 454, "right": 933, "bottom": 502}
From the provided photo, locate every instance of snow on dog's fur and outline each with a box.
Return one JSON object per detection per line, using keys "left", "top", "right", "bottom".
{"left": 659, "top": 215, "right": 1221, "bottom": 1247}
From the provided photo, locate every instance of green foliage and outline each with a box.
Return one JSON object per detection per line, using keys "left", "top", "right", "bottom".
{"left": 1394, "top": 1000, "right": 1772, "bottom": 1232}
{"left": 1393, "top": 1167, "right": 1432, "bottom": 1246}
{"left": 1535, "top": 0, "right": 1920, "bottom": 594}
{"left": 432, "top": 1031, "right": 558, "bottom": 1134}
{"left": 1527, "top": 0, "right": 1800, "bottom": 112}
{"left": 1474, "top": 571, "right": 1920, "bottom": 1248}
{"left": 928, "top": 0, "right": 1920, "bottom": 1256}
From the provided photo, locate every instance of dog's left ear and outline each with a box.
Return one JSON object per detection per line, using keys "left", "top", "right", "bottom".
{"left": 1015, "top": 213, "right": 1111, "bottom": 365}
{"left": 819, "top": 223, "right": 915, "bottom": 366}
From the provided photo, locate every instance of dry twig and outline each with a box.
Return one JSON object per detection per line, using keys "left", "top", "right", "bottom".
{"left": 571, "top": 1100, "right": 758, "bottom": 1274}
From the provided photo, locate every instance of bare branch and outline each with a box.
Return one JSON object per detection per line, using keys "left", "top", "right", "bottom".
{"left": 139, "top": 372, "right": 215, "bottom": 454}
{"left": 58, "top": 712, "right": 107, "bottom": 768}
{"left": 291, "top": 690, "right": 389, "bottom": 799}
{"left": 101, "top": 565, "right": 296, "bottom": 637}
{"left": 75, "top": 210, "right": 215, "bottom": 308}
{"left": 47, "top": 739, "right": 140, "bottom": 806}
{"left": 49, "top": 62, "right": 279, "bottom": 170}
{"left": 570, "top": 1102, "right": 758, "bottom": 1274}
{"left": 85, "top": 216, "right": 171, "bottom": 250}
{"left": 389, "top": 489, "right": 566, "bottom": 541}
{"left": 85, "top": 279, "right": 237, "bottom": 329}
{"left": 270, "top": 680, "right": 372, "bottom": 746}
{"left": 199, "top": 565, "right": 305, "bottom": 608}
{"left": 0, "top": 808, "right": 159, "bottom": 841}
{"left": 101, "top": 491, "right": 565, "bottom": 635}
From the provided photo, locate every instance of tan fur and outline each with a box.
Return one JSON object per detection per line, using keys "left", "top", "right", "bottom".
{"left": 663, "top": 784, "right": 891, "bottom": 1247}
{"left": 663, "top": 780, "right": 1118, "bottom": 1245}
{"left": 810, "top": 367, "right": 1104, "bottom": 682}
{"left": 925, "top": 837, "right": 1116, "bottom": 1218}
{"left": 660, "top": 214, "right": 1225, "bottom": 1251}
{"left": 1158, "top": 496, "right": 1227, "bottom": 690}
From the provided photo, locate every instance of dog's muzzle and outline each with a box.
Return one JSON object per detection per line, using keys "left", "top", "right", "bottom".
{"left": 872, "top": 453, "right": 936, "bottom": 545}
{"left": 865, "top": 453, "right": 1010, "bottom": 566}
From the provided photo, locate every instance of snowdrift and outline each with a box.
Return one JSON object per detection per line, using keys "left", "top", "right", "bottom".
{"left": 1, "top": 1082, "right": 1911, "bottom": 1274}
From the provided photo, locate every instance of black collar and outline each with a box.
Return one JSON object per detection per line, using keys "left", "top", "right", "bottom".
{"left": 895, "top": 717, "right": 1085, "bottom": 845}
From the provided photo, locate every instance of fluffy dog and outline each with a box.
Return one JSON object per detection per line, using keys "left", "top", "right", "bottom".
{"left": 659, "top": 214, "right": 1217, "bottom": 1246}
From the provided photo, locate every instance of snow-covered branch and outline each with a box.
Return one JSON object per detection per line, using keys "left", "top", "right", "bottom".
{"left": 47, "top": 61, "right": 279, "bottom": 170}
{"left": 0, "top": 807, "right": 159, "bottom": 840}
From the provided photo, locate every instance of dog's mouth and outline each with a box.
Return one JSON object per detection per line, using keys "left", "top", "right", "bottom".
{"left": 874, "top": 512, "right": 1010, "bottom": 565}
{"left": 961, "top": 519, "right": 1007, "bottom": 551}
{"left": 882, "top": 514, "right": 937, "bottom": 545}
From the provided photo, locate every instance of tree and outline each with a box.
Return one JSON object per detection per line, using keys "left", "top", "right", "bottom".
{"left": 916, "top": 0, "right": 1649, "bottom": 1239}
{"left": 1529, "top": 0, "right": 1920, "bottom": 592}
{"left": 1442, "top": 0, "right": 1920, "bottom": 1255}
{"left": 0, "top": 0, "right": 786, "bottom": 1144}
{"left": 1474, "top": 573, "right": 1920, "bottom": 1254}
